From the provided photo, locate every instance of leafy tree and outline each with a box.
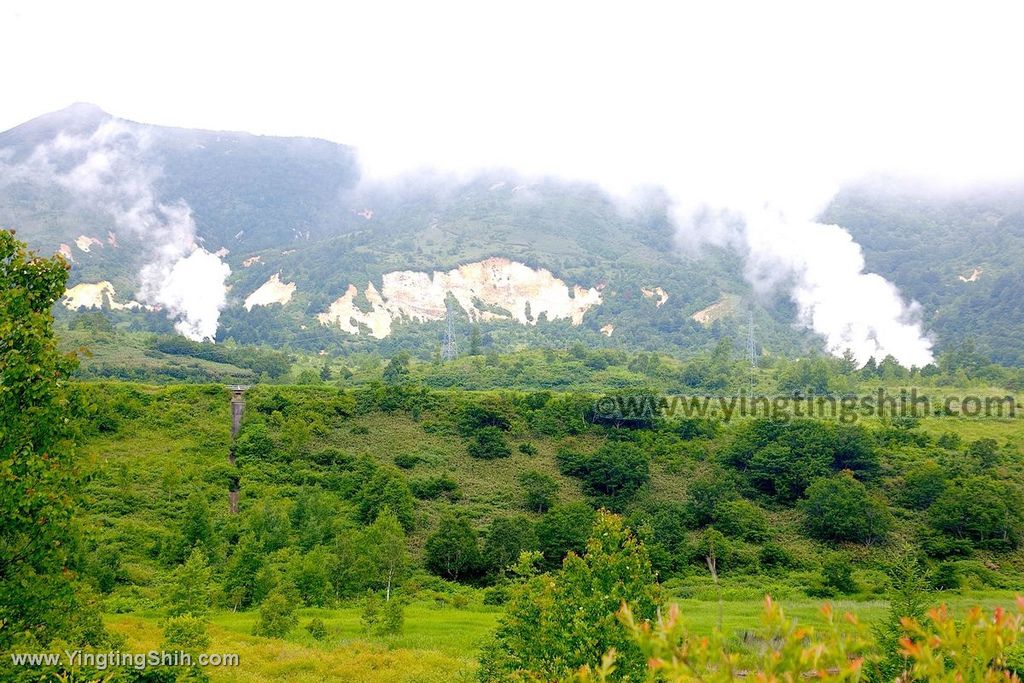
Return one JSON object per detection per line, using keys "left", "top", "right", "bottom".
{"left": 518, "top": 470, "right": 558, "bottom": 513}
{"left": 819, "top": 553, "right": 858, "bottom": 595}
{"left": 467, "top": 426, "right": 512, "bottom": 460}
{"left": 536, "top": 502, "right": 596, "bottom": 570}
{"left": 469, "top": 325, "right": 482, "bottom": 355}
{"left": 168, "top": 548, "right": 212, "bottom": 617}
{"left": 801, "top": 473, "right": 891, "bottom": 543}
{"left": 478, "top": 511, "right": 661, "bottom": 682}
{"left": 253, "top": 589, "right": 298, "bottom": 638}
{"left": 556, "top": 442, "right": 649, "bottom": 508}
{"left": 901, "top": 460, "right": 947, "bottom": 510}
{"left": 713, "top": 499, "right": 770, "bottom": 543}
{"left": 359, "top": 508, "right": 407, "bottom": 600}
{"left": 382, "top": 352, "right": 411, "bottom": 385}
{"left": 424, "top": 515, "right": 482, "bottom": 581}
{"left": 180, "top": 492, "right": 215, "bottom": 556}
{"left": 357, "top": 467, "right": 415, "bottom": 530}
{"left": 0, "top": 231, "right": 90, "bottom": 648}
{"left": 483, "top": 516, "right": 538, "bottom": 576}
{"left": 686, "top": 468, "right": 738, "bottom": 526}
{"left": 290, "top": 547, "right": 334, "bottom": 607}
{"left": 929, "top": 476, "right": 1024, "bottom": 548}
{"left": 224, "top": 534, "right": 273, "bottom": 609}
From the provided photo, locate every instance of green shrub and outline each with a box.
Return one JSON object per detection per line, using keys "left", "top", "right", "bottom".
{"left": 162, "top": 614, "right": 210, "bottom": 651}
{"left": 393, "top": 453, "right": 420, "bottom": 469}
{"left": 802, "top": 472, "right": 891, "bottom": 543}
{"left": 253, "top": 590, "right": 298, "bottom": 638}
{"left": 468, "top": 427, "right": 512, "bottom": 460}
{"left": 518, "top": 470, "right": 558, "bottom": 513}
{"left": 304, "top": 617, "right": 328, "bottom": 640}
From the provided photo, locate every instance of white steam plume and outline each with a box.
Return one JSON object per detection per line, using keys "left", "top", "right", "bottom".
{"left": 23, "top": 120, "right": 230, "bottom": 341}
{"left": 678, "top": 198, "right": 934, "bottom": 368}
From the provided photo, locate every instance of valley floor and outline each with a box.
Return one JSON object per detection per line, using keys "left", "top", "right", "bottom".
{"left": 105, "top": 591, "right": 1022, "bottom": 682}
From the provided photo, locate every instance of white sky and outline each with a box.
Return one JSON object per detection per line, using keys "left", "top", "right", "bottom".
{"left": 3, "top": 0, "right": 1024, "bottom": 194}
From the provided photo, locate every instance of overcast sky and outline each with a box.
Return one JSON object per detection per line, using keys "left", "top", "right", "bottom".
{"left": 3, "top": 0, "right": 1024, "bottom": 192}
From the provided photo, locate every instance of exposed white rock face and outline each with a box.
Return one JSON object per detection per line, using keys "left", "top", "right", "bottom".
{"left": 244, "top": 273, "right": 296, "bottom": 311}
{"left": 63, "top": 281, "right": 145, "bottom": 310}
{"left": 242, "top": 255, "right": 261, "bottom": 267}
{"left": 318, "top": 257, "right": 602, "bottom": 339}
{"left": 641, "top": 286, "right": 669, "bottom": 307}
{"left": 75, "top": 235, "right": 103, "bottom": 252}
{"left": 600, "top": 324, "right": 615, "bottom": 337}
{"left": 691, "top": 295, "right": 736, "bottom": 325}
{"left": 958, "top": 267, "right": 983, "bottom": 283}
{"left": 58, "top": 244, "right": 74, "bottom": 262}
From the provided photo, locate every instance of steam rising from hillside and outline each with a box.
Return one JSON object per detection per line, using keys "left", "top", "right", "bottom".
{"left": 18, "top": 119, "right": 229, "bottom": 340}
{"left": 677, "top": 199, "right": 933, "bottom": 367}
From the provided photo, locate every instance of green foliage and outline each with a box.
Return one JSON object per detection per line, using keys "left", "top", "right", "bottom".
{"left": 478, "top": 511, "right": 661, "bottom": 682}
{"left": 168, "top": 548, "right": 212, "bottom": 617}
{"left": 928, "top": 476, "right": 1024, "bottom": 548}
{"left": 725, "top": 419, "right": 878, "bottom": 503}
{"left": 483, "top": 516, "right": 539, "bottom": 575}
{"left": 537, "top": 502, "right": 596, "bottom": 570}
{"left": 712, "top": 499, "right": 770, "bottom": 543}
{"left": 409, "top": 475, "right": 461, "bottom": 501}
{"left": 360, "top": 591, "right": 405, "bottom": 636}
{"left": 382, "top": 352, "right": 411, "bottom": 385}
{"left": 556, "top": 441, "right": 650, "bottom": 508}
{"left": 253, "top": 589, "right": 298, "bottom": 638}
{"left": 816, "top": 553, "right": 858, "bottom": 596}
{"left": 467, "top": 426, "right": 512, "bottom": 460}
{"left": 162, "top": 613, "right": 210, "bottom": 651}
{"left": 357, "top": 467, "right": 415, "bottom": 530}
{"left": 424, "top": 515, "right": 482, "bottom": 582}
{"left": 868, "top": 548, "right": 931, "bottom": 683}
{"left": 304, "top": 617, "right": 328, "bottom": 640}
{"left": 802, "top": 473, "right": 891, "bottom": 543}
{"left": 0, "top": 230, "right": 91, "bottom": 649}
{"left": 901, "top": 460, "right": 948, "bottom": 510}
{"left": 360, "top": 508, "right": 408, "bottom": 600}
{"left": 518, "top": 470, "right": 558, "bottom": 513}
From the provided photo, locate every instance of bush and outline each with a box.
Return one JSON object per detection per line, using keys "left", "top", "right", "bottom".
{"left": 409, "top": 475, "right": 461, "bottom": 501}
{"left": 162, "top": 614, "right": 210, "bottom": 651}
{"left": 930, "top": 562, "right": 961, "bottom": 590}
{"left": 304, "top": 617, "right": 328, "bottom": 640}
{"left": 713, "top": 499, "right": 770, "bottom": 542}
{"left": 820, "top": 553, "right": 857, "bottom": 594}
{"left": 361, "top": 591, "right": 404, "bottom": 635}
{"left": 393, "top": 453, "right": 420, "bottom": 469}
{"left": 468, "top": 427, "right": 512, "bottom": 460}
{"left": 929, "top": 476, "right": 1024, "bottom": 548}
{"left": 518, "top": 443, "right": 538, "bottom": 456}
{"left": 253, "top": 590, "right": 298, "bottom": 638}
{"left": 801, "top": 472, "right": 891, "bottom": 543}
{"left": 556, "top": 442, "right": 649, "bottom": 509}
{"left": 901, "top": 460, "right": 947, "bottom": 510}
{"left": 518, "top": 470, "right": 558, "bottom": 513}
{"left": 424, "top": 516, "right": 482, "bottom": 581}
{"left": 357, "top": 468, "right": 415, "bottom": 530}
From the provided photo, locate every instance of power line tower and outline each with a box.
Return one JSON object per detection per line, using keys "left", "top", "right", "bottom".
{"left": 747, "top": 309, "right": 757, "bottom": 396}
{"left": 442, "top": 304, "right": 458, "bottom": 361}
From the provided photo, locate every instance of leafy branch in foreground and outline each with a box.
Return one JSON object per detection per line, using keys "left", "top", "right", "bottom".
{"left": 574, "top": 597, "right": 1024, "bottom": 683}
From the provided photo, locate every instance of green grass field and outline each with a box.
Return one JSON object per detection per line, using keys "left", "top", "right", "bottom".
{"left": 104, "top": 591, "right": 1023, "bottom": 682}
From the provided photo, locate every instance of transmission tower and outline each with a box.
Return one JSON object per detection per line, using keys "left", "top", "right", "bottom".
{"left": 747, "top": 309, "right": 757, "bottom": 395}
{"left": 442, "top": 305, "right": 458, "bottom": 361}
